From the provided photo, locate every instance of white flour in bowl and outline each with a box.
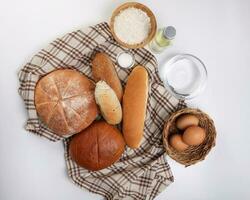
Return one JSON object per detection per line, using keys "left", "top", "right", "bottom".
{"left": 114, "top": 7, "right": 151, "bottom": 45}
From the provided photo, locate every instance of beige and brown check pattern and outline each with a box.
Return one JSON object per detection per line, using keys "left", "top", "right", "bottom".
{"left": 18, "top": 22, "right": 185, "bottom": 200}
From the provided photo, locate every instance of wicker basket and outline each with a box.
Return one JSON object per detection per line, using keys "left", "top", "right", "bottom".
{"left": 163, "top": 108, "right": 216, "bottom": 167}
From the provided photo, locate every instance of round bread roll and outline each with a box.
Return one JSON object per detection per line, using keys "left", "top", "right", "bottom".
{"left": 35, "top": 69, "right": 98, "bottom": 136}
{"left": 69, "top": 121, "right": 125, "bottom": 171}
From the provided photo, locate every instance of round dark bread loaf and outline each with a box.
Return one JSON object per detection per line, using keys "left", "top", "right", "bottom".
{"left": 69, "top": 121, "right": 125, "bottom": 171}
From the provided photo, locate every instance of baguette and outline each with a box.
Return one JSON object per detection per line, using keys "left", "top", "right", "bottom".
{"left": 122, "top": 66, "right": 148, "bottom": 148}
{"left": 95, "top": 81, "right": 122, "bottom": 125}
{"left": 92, "top": 53, "right": 123, "bottom": 102}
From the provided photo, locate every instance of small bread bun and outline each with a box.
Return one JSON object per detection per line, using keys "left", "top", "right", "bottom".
{"left": 95, "top": 81, "right": 122, "bottom": 125}
{"left": 122, "top": 66, "right": 148, "bottom": 149}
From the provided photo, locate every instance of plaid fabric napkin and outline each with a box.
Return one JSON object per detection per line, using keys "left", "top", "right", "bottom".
{"left": 18, "top": 22, "right": 185, "bottom": 199}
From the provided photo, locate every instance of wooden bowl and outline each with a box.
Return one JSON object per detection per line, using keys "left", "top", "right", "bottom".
{"left": 163, "top": 108, "right": 217, "bottom": 167}
{"left": 110, "top": 2, "right": 157, "bottom": 49}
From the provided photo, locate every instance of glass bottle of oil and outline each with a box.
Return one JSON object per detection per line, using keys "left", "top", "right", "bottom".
{"left": 149, "top": 26, "right": 176, "bottom": 53}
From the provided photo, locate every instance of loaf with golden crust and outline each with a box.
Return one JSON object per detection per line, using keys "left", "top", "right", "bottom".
{"left": 35, "top": 69, "right": 98, "bottom": 136}
{"left": 122, "top": 66, "right": 148, "bottom": 149}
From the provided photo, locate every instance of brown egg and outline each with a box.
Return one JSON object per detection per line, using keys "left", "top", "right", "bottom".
{"left": 176, "top": 114, "right": 199, "bottom": 130}
{"left": 183, "top": 126, "right": 206, "bottom": 146}
{"left": 169, "top": 134, "right": 189, "bottom": 151}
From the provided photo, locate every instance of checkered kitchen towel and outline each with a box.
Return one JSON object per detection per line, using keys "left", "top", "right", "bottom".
{"left": 18, "top": 22, "right": 186, "bottom": 199}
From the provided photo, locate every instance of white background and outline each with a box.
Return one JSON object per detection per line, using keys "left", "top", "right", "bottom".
{"left": 1, "top": 0, "right": 250, "bottom": 199}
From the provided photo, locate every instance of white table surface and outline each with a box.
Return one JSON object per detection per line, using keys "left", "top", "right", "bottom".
{"left": 1, "top": 0, "right": 250, "bottom": 199}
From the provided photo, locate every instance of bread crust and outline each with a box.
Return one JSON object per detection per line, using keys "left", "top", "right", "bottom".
{"left": 35, "top": 69, "right": 98, "bottom": 136}
{"left": 122, "top": 66, "right": 148, "bottom": 148}
{"left": 69, "top": 121, "right": 125, "bottom": 171}
{"left": 92, "top": 53, "right": 123, "bottom": 102}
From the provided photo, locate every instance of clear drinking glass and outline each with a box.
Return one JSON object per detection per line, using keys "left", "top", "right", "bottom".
{"left": 159, "top": 54, "right": 207, "bottom": 100}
